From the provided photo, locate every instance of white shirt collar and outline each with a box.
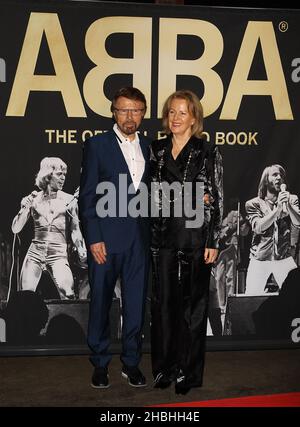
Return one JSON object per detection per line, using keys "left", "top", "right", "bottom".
{"left": 113, "top": 123, "right": 140, "bottom": 145}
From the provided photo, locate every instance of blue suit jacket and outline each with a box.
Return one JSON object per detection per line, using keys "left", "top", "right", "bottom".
{"left": 78, "top": 130, "right": 151, "bottom": 254}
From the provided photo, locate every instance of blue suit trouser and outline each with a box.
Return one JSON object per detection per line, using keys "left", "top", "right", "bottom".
{"left": 87, "top": 235, "right": 149, "bottom": 368}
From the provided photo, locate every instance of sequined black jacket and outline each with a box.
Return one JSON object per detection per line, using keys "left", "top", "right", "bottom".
{"left": 150, "top": 135, "right": 223, "bottom": 249}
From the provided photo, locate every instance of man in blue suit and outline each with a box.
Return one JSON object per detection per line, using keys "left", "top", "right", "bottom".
{"left": 79, "top": 87, "right": 151, "bottom": 388}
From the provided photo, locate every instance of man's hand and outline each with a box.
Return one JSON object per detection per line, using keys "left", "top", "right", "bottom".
{"left": 204, "top": 248, "right": 219, "bottom": 264}
{"left": 20, "top": 193, "right": 36, "bottom": 210}
{"left": 277, "top": 190, "right": 290, "bottom": 213}
{"left": 90, "top": 242, "right": 107, "bottom": 264}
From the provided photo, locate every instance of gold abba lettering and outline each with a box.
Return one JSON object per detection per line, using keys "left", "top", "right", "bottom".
{"left": 6, "top": 13, "right": 86, "bottom": 117}
{"left": 83, "top": 17, "right": 152, "bottom": 118}
{"left": 221, "top": 22, "right": 292, "bottom": 120}
{"left": 6, "top": 13, "right": 293, "bottom": 120}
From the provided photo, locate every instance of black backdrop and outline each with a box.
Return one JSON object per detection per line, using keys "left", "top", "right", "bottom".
{"left": 0, "top": 0, "right": 300, "bottom": 353}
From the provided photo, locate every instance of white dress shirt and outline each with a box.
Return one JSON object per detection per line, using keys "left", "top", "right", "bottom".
{"left": 113, "top": 123, "right": 145, "bottom": 191}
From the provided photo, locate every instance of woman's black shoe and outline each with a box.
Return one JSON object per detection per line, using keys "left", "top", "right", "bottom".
{"left": 153, "top": 373, "right": 172, "bottom": 389}
{"left": 174, "top": 372, "right": 191, "bottom": 395}
{"left": 175, "top": 382, "right": 191, "bottom": 395}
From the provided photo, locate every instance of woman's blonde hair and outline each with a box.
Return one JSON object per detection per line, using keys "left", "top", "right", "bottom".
{"left": 161, "top": 90, "right": 204, "bottom": 138}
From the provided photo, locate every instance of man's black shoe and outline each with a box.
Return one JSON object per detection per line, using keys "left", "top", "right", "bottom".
{"left": 121, "top": 365, "right": 147, "bottom": 387}
{"left": 91, "top": 367, "right": 110, "bottom": 389}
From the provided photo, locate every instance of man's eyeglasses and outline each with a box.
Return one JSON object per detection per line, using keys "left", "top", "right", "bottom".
{"left": 114, "top": 108, "right": 145, "bottom": 116}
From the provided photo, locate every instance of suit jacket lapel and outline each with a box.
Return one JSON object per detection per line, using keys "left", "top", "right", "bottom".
{"left": 183, "top": 138, "right": 206, "bottom": 183}
{"left": 110, "top": 130, "right": 134, "bottom": 187}
{"left": 167, "top": 156, "right": 183, "bottom": 181}
{"left": 188, "top": 148, "right": 205, "bottom": 183}
{"left": 163, "top": 137, "right": 206, "bottom": 183}
{"left": 139, "top": 135, "right": 150, "bottom": 184}
{"left": 163, "top": 139, "right": 184, "bottom": 181}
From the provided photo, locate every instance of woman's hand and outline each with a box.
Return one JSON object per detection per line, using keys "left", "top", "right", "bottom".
{"left": 204, "top": 248, "right": 219, "bottom": 264}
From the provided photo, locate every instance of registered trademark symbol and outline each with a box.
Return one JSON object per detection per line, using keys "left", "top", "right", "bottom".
{"left": 279, "top": 21, "right": 288, "bottom": 32}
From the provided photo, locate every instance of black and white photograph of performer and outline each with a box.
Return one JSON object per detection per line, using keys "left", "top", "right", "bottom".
{"left": 0, "top": 232, "right": 12, "bottom": 302}
{"left": 245, "top": 164, "right": 300, "bottom": 296}
{"left": 213, "top": 198, "right": 250, "bottom": 313}
{"left": 11, "top": 157, "right": 87, "bottom": 300}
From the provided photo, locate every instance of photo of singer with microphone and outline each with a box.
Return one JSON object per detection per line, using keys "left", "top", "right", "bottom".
{"left": 245, "top": 164, "right": 300, "bottom": 295}
{"left": 11, "top": 157, "right": 87, "bottom": 300}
